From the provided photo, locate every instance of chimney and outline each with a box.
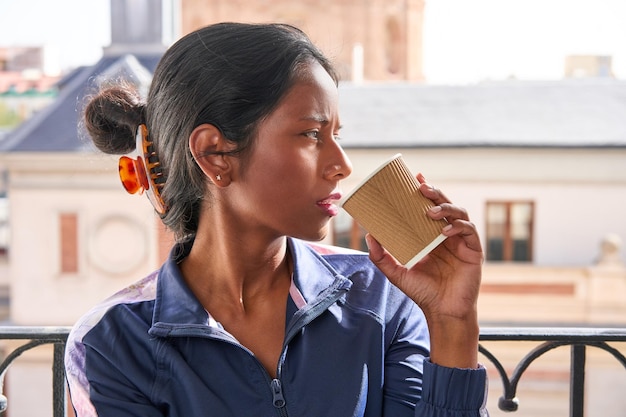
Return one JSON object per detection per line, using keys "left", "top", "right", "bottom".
{"left": 564, "top": 55, "right": 614, "bottom": 79}
{"left": 351, "top": 43, "right": 364, "bottom": 84}
{"left": 104, "top": 0, "right": 169, "bottom": 56}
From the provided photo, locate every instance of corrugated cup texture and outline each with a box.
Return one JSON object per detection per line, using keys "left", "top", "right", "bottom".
{"left": 342, "top": 155, "right": 447, "bottom": 265}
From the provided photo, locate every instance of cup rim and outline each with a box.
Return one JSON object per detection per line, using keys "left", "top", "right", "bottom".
{"left": 339, "top": 153, "right": 403, "bottom": 208}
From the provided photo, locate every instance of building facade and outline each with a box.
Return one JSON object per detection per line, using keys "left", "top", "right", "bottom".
{"left": 180, "top": 0, "right": 425, "bottom": 82}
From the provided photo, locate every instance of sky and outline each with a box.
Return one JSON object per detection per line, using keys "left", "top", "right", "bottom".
{"left": 1, "top": 0, "right": 625, "bottom": 84}
{"left": 0, "top": 0, "right": 110, "bottom": 74}
{"left": 422, "top": 0, "right": 626, "bottom": 83}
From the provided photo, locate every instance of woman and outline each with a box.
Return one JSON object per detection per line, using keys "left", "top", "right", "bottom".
{"left": 66, "top": 22, "right": 488, "bottom": 416}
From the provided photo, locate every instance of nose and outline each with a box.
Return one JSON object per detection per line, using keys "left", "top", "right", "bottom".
{"left": 325, "top": 142, "right": 353, "bottom": 180}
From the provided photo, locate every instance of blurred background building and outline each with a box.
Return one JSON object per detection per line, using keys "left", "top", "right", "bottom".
{"left": 0, "top": 47, "right": 60, "bottom": 142}
{"left": 180, "top": 0, "right": 426, "bottom": 82}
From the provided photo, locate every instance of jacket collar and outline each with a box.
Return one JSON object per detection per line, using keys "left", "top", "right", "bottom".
{"left": 289, "top": 237, "right": 352, "bottom": 302}
{"left": 149, "top": 237, "right": 352, "bottom": 337}
{"left": 151, "top": 238, "right": 211, "bottom": 331}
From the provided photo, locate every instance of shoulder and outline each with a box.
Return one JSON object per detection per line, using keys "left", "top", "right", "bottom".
{"left": 303, "top": 241, "right": 414, "bottom": 314}
{"left": 303, "top": 241, "right": 378, "bottom": 284}
{"left": 64, "top": 270, "right": 159, "bottom": 414}
{"left": 304, "top": 241, "right": 366, "bottom": 256}
{"left": 66, "top": 270, "right": 159, "bottom": 357}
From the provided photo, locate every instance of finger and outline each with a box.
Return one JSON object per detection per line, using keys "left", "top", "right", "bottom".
{"left": 365, "top": 234, "right": 407, "bottom": 280}
{"left": 416, "top": 174, "right": 451, "bottom": 205}
{"left": 365, "top": 233, "right": 384, "bottom": 262}
{"left": 428, "top": 203, "right": 469, "bottom": 222}
{"left": 442, "top": 220, "right": 483, "bottom": 255}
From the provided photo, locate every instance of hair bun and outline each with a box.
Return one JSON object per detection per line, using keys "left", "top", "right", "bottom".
{"left": 83, "top": 85, "right": 146, "bottom": 155}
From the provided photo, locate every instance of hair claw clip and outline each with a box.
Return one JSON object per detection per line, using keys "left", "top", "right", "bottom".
{"left": 118, "top": 124, "right": 166, "bottom": 214}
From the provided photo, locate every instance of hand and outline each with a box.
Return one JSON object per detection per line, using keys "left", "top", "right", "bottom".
{"left": 366, "top": 173, "right": 483, "bottom": 368}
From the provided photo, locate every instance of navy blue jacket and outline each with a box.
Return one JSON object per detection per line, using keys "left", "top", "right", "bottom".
{"left": 65, "top": 238, "right": 488, "bottom": 416}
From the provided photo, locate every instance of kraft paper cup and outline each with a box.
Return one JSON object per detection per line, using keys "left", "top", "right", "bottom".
{"left": 340, "top": 153, "right": 447, "bottom": 268}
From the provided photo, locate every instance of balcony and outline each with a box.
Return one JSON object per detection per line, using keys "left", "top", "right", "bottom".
{"left": 479, "top": 327, "right": 626, "bottom": 417}
{"left": 0, "top": 326, "right": 624, "bottom": 417}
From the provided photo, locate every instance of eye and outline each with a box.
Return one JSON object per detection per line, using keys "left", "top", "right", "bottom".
{"left": 302, "top": 129, "right": 341, "bottom": 142}
{"left": 303, "top": 130, "right": 321, "bottom": 140}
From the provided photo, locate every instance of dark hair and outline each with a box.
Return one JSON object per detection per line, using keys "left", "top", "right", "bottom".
{"left": 83, "top": 22, "right": 338, "bottom": 240}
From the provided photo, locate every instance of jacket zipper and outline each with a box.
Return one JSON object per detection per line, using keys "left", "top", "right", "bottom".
{"left": 196, "top": 336, "right": 291, "bottom": 416}
{"left": 160, "top": 276, "right": 350, "bottom": 417}
{"left": 271, "top": 378, "right": 288, "bottom": 416}
{"left": 269, "top": 276, "right": 351, "bottom": 417}
{"left": 167, "top": 331, "right": 290, "bottom": 416}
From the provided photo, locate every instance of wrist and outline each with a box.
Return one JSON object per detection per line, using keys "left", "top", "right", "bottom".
{"left": 426, "top": 312, "right": 480, "bottom": 369}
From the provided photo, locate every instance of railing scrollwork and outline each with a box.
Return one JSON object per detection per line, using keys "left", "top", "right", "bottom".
{"left": 0, "top": 327, "right": 71, "bottom": 417}
{"left": 479, "top": 327, "right": 626, "bottom": 417}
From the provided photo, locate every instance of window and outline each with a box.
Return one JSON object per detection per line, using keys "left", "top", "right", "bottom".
{"left": 333, "top": 211, "right": 367, "bottom": 252}
{"left": 485, "top": 201, "right": 534, "bottom": 262}
{"left": 60, "top": 213, "right": 79, "bottom": 273}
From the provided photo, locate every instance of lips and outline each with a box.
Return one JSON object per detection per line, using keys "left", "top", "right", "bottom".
{"left": 317, "top": 192, "right": 342, "bottom": 216}
{"left": 317, "top": 192, "right": 342, "bottom": 205}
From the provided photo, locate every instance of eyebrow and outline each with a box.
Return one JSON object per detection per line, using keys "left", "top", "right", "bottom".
{"left": 300, "top": 115, "right": 327, "bottom": 123}
{"left": 300, "top": 115, "right": 343, "bottom": 129}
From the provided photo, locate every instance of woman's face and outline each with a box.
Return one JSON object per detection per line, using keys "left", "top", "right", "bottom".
{"left": 228, "top": 60, "right": 353, "bottom": 242}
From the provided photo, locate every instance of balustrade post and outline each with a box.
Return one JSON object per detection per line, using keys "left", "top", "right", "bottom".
{"left": 570, "top": 344, "right": 586, "bottom": 417}
{"left": 52, "top": 343, "right": 66, "bottom": 417}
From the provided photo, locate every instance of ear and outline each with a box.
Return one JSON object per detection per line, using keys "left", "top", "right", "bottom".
{"left": 189, "top": 124, "right": 235, "bottom": 186}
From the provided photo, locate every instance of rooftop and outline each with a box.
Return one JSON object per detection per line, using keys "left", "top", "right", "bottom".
{"left": 338, "top": 78, "right": 626, "bottom": 148}
{"left": 0, "top": 53, "right": 160, "bottom": 153}
{"left": 4, "top": 73, "right": 626, "bottom": 152}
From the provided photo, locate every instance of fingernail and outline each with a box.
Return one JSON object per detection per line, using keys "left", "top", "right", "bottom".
{"left": 430, "top": 206, "right": 442, "bottom": 213}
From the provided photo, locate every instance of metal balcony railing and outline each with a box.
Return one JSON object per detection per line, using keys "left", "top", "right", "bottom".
{"left": 0, "top": 326, "right": 70, "bottom": 417}
{"left": 479, "top": 327, "right": 626, "bottom": 417}
{"left": 0, "top": 326, "right": 624, "bottom": 417}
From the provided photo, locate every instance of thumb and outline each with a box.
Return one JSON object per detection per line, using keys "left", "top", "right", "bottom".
{"left": 365, "top": 234, "right": 405, "bottom": 280}
{"left": 365, "top": 234, "right": 384, "bottom": 262}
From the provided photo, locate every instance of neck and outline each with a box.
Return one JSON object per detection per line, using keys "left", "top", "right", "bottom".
{"left": 180, "top": 231, "right": 291, "bottom": 313}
